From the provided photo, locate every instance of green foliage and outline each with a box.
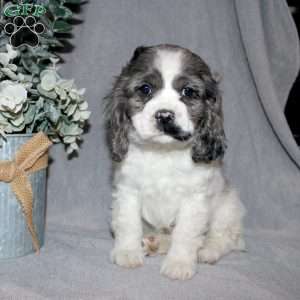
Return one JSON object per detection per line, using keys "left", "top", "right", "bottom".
{"left": 0, "top": 0, "right": 84, "bottom": 69}
{"left": 0, "top": 0, "right": 90, "bottom": 154}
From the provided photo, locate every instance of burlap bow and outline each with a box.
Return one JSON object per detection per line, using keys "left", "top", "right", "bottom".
{"left": 0, "top": 132, "right": 52, "bottom": 253}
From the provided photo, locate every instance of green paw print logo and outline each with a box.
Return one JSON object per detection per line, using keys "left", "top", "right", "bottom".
{"left": 4, "top": 16, "right": 45, "bottom": 48}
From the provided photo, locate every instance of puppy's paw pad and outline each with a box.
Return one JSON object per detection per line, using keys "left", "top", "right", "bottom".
{"left": 142, "top": 235, "right": 160, "bottom": 256}
{"left": 198, "top": 247, "right": 221, "bottom": 264}
{"left": 160, "top": 258, "right": 196, "bottom": 280}
{"left": 111, "top": 248, "right": 144, "bottom": 268}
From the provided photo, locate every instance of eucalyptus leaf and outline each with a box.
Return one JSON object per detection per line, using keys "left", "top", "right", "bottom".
{"left": 54, "top": 6, "right": 73, "bottom": 19}
{"left": 24, "top": 105, "right": 36, "bottom": 125}
{"left": 70, "top": 142, "right": 79, "bottom": 150}
{"left": 37, "top": 84, "right": 58, "bottom": 99}
{"left": 29, "top": 88, "right": 39, "bottom": 96}
{"left": 80, "top": 110, "right": 91, "bottom": 120}
{"left": 7, "top": 64, "right": 17, "bottom": 72}
{"left": 63, "top": 136, "right": 76, "bottom": 143}
{"left": 55, "top": 86, "right": 67, "bottom": 99}
{"left": 1, "top": 68, "right": 18, "bottom": 80}
{"left": 60, "top": 96, "right": 71, "bottom": 109}
{"left": 50, "top": 136, "right": 61, "bottom": 143}
{"left": 69, "top": 90, "right": 80, "bottom": 100}
{"left": 53, "top": 20, "right": 72, "bottom": 33}
{"left": 66, "top": 103, "right": 77, "bottom": 116}
{"left": 41, "top": 71, "right": 57, "bottom": 91}
{"left": 4, "top": 124, "right": 13, "bottom": 133}
{"left": 21, "top": 58, "right": 40, "bottom": 74}
{"left": 66, "top": 145, "right": 74, "bottom": 155}
{"left": 79, "top": 101, "right": 88, "bottom": 110}
{"left": 9, "top": 120, "right": 26, "bottom": 132}
{"left": 59, "top": 121, "right": 83, "bottom": 136}
{"left": 46, "top": 102, "right": 60, "bottom": 123}
{"left": 10, "top": 114, "right": 25, "bottom": 127}
{"left": 39, "top": 36, "right": 64, "bottom": 47}
{"left": 65, "top": 0, "right": 82, "bottom": 3}
{"left": 72, "top": 109, "right": 81, "bottom": 121}
{"left": 58, "top": 79, "right": 74, "bottom": 90}
{"left": 1, "top": 111, "right": 16, "bottom": 120}
{"left": 36, "top": 97, "right": 45, "bottom": 109}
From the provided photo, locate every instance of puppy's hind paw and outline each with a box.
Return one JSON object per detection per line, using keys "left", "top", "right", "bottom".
{"left": 111, "top": 248, "right": 144, "bottom": 268}
{"left": 142, "top": 233, "right": 171, "bottom": 256}
{"left": 198, "top": 247, "right": 222, "bottom": 264}
{"left": 142, "top": 235, "right": 160, "bottom": 256}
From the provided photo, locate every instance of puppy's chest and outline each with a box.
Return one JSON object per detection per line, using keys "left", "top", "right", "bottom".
{"left": 125, "top": 146, "right": 197, "bottom": 191}
{"left": 120, "top": 146, "right": 209, "bottom": 228}
{"left": 138, "top": 161, "right": 183, "bottom": 228}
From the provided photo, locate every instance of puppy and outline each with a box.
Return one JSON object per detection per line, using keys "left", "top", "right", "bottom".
{"left": 105, "top": 44, "right": 245, "bottom": 280}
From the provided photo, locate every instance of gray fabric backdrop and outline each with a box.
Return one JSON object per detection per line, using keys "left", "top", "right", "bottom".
{"left": 1, "top": 0, "right": 300, "bottom": 299}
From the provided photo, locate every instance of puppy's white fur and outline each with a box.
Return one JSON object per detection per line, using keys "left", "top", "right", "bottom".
{"left": 132, "top": 50, "right": 193, "bottom": 144}
{"left": 110, "top": 48, "right": 245, "bottom": 280}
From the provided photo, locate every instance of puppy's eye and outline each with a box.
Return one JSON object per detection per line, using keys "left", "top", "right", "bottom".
{"left": 139, "top": 84, "right": 152, "bottom": 96}
{"left": 181, "top": 87, "right": 195, "bottom": 98}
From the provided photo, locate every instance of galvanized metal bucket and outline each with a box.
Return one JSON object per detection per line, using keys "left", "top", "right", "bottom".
{"left": 0, "top": 134, "right": 47, "bottom": 259}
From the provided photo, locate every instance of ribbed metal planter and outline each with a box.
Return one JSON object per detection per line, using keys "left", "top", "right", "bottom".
{"left": 0, "top": 134, "right": 47, "bottom": 259}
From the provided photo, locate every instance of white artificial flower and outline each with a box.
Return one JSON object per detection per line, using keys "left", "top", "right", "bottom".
{"left": 0, "top": 44, "right": 18, "bottom": 67}
{"left": 0, "top": 80, "right": 27, "bottom": 113}
{"left": 6, "top": 45, "right": 18, "bottom": 60}
{"left": 0, "top": 54, "right": 10, "bottom": 68}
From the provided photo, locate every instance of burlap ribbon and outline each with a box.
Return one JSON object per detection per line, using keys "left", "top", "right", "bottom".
{"left": 0, "top": 132, "right": 52, "bottom": 253}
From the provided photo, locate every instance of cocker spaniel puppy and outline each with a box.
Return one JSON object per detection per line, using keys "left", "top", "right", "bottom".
{"left": 105, "top": 44, "right": 245, "bottom": 280}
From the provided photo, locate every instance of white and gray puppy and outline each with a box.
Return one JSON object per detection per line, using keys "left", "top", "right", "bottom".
{"left": 105, "top": 44, "right": 245, "bottom": 280}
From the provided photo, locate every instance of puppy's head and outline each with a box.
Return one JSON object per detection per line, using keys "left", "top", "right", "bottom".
{"left": 105, "top": 44, "right": 226, "bottom": 163}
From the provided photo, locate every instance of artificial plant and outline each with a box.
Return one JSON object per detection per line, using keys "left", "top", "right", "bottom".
{"left": 0, "top": 0, "right": 90, "bottom": 154}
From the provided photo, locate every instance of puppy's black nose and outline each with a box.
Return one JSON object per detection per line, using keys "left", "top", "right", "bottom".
{"left": 155, "top": 109, "right": 175, "bottom": 124}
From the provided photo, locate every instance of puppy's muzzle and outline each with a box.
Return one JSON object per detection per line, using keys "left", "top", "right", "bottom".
{"left": 154, "top": 109, "right": 192, "bottom": 142}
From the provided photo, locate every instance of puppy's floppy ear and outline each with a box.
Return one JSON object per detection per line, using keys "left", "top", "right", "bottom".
{"left": 104, "top": 78, "right": 131, "bottom": 162}
{"left": 104, "top": 46, "right": 148, "bottom": 162}
{"left": 192, "top": 76, "right": 227, "bottom": 163}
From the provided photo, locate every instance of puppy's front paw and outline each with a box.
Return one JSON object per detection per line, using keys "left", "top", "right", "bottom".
{"left": 160, "top": 256, "right": 196, "bottom": 280}
{"left": 111, "top": 248, "right": 144, "bottom": 268}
